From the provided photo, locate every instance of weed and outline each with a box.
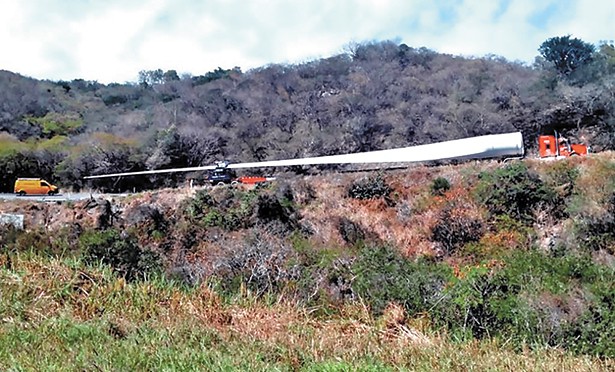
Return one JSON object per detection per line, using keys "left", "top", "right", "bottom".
{"left": 347, "top": 174, "right": 392, "bottom": 200}
{"left": 475, "top": 162, "right": 562, "bottom": 223}
{"left": 79, "top": 229, "right": 162, "bottom": 281}
{"left": 430, "top": 176, "right": 451, "bottom": 196}
{"left": 352, "top": 244, "right": 451, "bottom": 316}
{"left": 0, "top": 251, "right": 613, "bottom": 368}
{"left": 431, "top": 206, "right": 484, "bottom": 256}
{"left": 338, "top": 217, "right": 366, "bottom": 245}
{"left": 574, "top": 213, "right": 615, "bottom": 254}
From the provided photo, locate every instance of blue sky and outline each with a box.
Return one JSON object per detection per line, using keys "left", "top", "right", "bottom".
{"left": 0, "top": 0, "right": 613, "bottom": 84}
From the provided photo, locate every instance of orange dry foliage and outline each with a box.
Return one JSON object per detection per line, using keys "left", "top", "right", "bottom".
{"left": 480, "top": 230, "right": 522, "bottom": 250}
{"left": 451, "top": 259, "right": 504, "bottom": 280}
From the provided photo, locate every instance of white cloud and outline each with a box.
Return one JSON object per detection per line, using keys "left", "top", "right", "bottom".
{"left": 0, "top": 0, "right": 612, "bottom": 83}
{"left": 436, "top": 0, "right": 546, "bottom": 60}
{"left": 73, "top": 1, "right": 170, "bottom": 82}
{"left": 0, "top": 1, "right": 50, "bottom": 75}
{"left": 566, "top": 0, "right": 614, "bottom": 43}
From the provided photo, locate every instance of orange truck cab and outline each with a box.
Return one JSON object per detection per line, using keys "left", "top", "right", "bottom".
{"left": 14, "top": 178, "right": 59, "bottom": 195}
{"left": 538, "top": 133, "right": 588, "bottom": 158}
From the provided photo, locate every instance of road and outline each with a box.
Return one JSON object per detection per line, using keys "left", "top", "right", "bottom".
{"left": 0, "top": 192, "right": 128, "bottom": 202}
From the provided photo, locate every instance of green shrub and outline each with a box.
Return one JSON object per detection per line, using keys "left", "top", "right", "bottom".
{"left": 439, "top": 249, "right": 615, "bottom": 355}
{"left": 351, "top": 244, "right": 451, "bottom": 315}
{"left": 431, "top": 207, "right": 484, "bottom": 255}
{"left": 185, "top": 189, "right": 215, "bottom": 219}
{"left": 440, "top": 265, "right": 517, "bottom": 340}
{"left": 183, "top": 188, "right": 299, "bottom": 233}
{"left": 560, "top": 283, "right": 615, "bottom": 357}
{"left": 475, "top": 162, "right": 561, "bottom": 223}
{"left": 574, "top": 213, "right": 615, "bottom": 254}
{"left": 79, "top": 229, "right": 161, "bottom": 281}
{"left": 337, "top": 217, "right": 366, "bottom": 245}
{"left": 430, "top": 176, "right": 451, "bottom": 196}
{"left": 184, "top": 189, "right": 253, "bottom": 230}
{"left": 27, "top": 112, "right": 84, "bottom": 138}
{"left": 286, "top": 236, "right": 355, "bottom": 310}
{"left": 542, "top": 160, "right": 580, "bottom": 188}
{"left": 572, "top": 189, "right": 615, "bottom": 254}
{"left": 347, "top": 174, "right": 392, "bottom": 200}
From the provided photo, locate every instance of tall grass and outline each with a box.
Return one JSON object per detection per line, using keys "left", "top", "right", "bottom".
{"left": 1, "top": 253, "right": 612, "bottom": 371}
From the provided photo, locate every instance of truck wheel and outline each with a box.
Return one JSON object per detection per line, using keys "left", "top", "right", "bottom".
{"left": 216, "top": 182, "right": 226, "bottom": 187}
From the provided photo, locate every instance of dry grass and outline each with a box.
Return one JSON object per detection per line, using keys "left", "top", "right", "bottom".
{"left": 1, "top": 253, "right": 613, "bottom": 370}
{"left": 2, "top": 154, "right": 615, "bottom": 369}
{"left": 300, "top": 163, "right": 490, "bottom": 260}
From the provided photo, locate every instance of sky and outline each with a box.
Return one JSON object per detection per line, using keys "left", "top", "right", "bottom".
{"left": 0, "top": 0, "right": 613, "bottom": 84}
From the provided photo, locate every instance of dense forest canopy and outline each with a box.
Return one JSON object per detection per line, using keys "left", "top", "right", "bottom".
{"left": 0, "top": 36, "right": 614, "bottom": 192}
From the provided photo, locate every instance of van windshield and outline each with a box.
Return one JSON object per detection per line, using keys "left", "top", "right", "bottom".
{"left": 40, "top": 182, "right": 49, "bottom": 187}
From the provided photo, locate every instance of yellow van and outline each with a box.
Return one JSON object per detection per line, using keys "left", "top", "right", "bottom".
{"left": 14, "top": 178, "right": 59, "bottom": 196}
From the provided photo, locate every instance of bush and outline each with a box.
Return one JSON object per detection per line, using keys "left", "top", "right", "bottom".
{"left": 125, "top": 204, "right": 167, "bottom": 236}
{"left": 351, "top": 244, "right": 451, "bottom": 315}
{"left": 440, "top": 264, "right": 516, "bottom": 340}
{"left": 431, "top": 207, "right": 484, "bottom": 256}
{"left": 438, "top": 249, "right": 615, "bottom": 354}
{"left": 79, "top": 229, "right": 162, "bottom": 281}
{"left": 256, "top": 194, "right": 288, "bottom": 223}
{"left": 292, "top": 179, "right": 317, "bottom": 205}
{"left": 183, "top": 187, "right": 300, "bottom": 234}
{"left": 183, "top": 189, "right": 253, "bottom": 230}
{"left": 0, "top": 225, "right": 20, "bottom": 248}
{"left": 430, "top": 176, "right": 451, "bottom": 196}
{"left": 574, "top": 213, "right": 615, "bottom": 254}
{"left": 475, "top": 162, "right": 561, "bottom": 223}
{"left": 542, "top": 160, "right": 580, "bottom": 188}
{"left": 347, "top": 174, "right": 392, "bottom": 200}
{"left": 209, "top": 234, "right": 299, "bottom": 296}
{"left": 288, "top": 236, "right": 356, "bottom": 309}
{"left": 185, "top": 189, "right": 216, "bottom": 219}
{"left": 560, "top": 284, "right": 615, "bottom": 357}
{"left": 337, "top": 217, "right": 366, "bottom": 245}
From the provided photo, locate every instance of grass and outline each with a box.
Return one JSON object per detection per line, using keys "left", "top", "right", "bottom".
{"left": 2, "top": 156, "right": 615, "bottom": 369}
{"left": 1, "top": 253, "right": 612, "bottom": 371}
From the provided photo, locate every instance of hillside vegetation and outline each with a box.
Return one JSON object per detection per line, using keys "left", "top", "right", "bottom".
{"left": 1, "top": 35, "right": 614, "bottom": 368}
{"left": 0, "top": 37, "right": 614, "bottom": 192}
{"left": 1, "top": 153, "right": 614, "bottom": 368}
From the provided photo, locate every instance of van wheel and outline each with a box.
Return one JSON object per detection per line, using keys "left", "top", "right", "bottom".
{"left": 18, "top": 191, "right": 26, "bottom": 196}
{"left": 48, "top": 190, "right": 55, "bottom": 195}
{"left": 216, "top": 182, "right": 226, "bottom": 187}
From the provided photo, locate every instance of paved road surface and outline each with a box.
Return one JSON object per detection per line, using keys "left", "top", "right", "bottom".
{"left": 0, "top": 192, "right": 128, "bottom": 202}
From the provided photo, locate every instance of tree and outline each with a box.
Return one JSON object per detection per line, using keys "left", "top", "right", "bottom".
{"left": 163, "top": 70, "right": 180, "bottom": 82}
{"left": 538, "top": 36, "right": 595, "bottom": 76}
{"left": 138, "top": 69, "right": 164, "bottom": 86}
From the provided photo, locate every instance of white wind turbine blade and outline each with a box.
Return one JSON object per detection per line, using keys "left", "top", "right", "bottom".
{"left": 226, "top": 132, "right": 524, "bottom": 169}
{"left": 84, "top": 165, "right": 217, "bottom": 179}
{"left": 84, "top": 132, "right": 524, "bottom": 179}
